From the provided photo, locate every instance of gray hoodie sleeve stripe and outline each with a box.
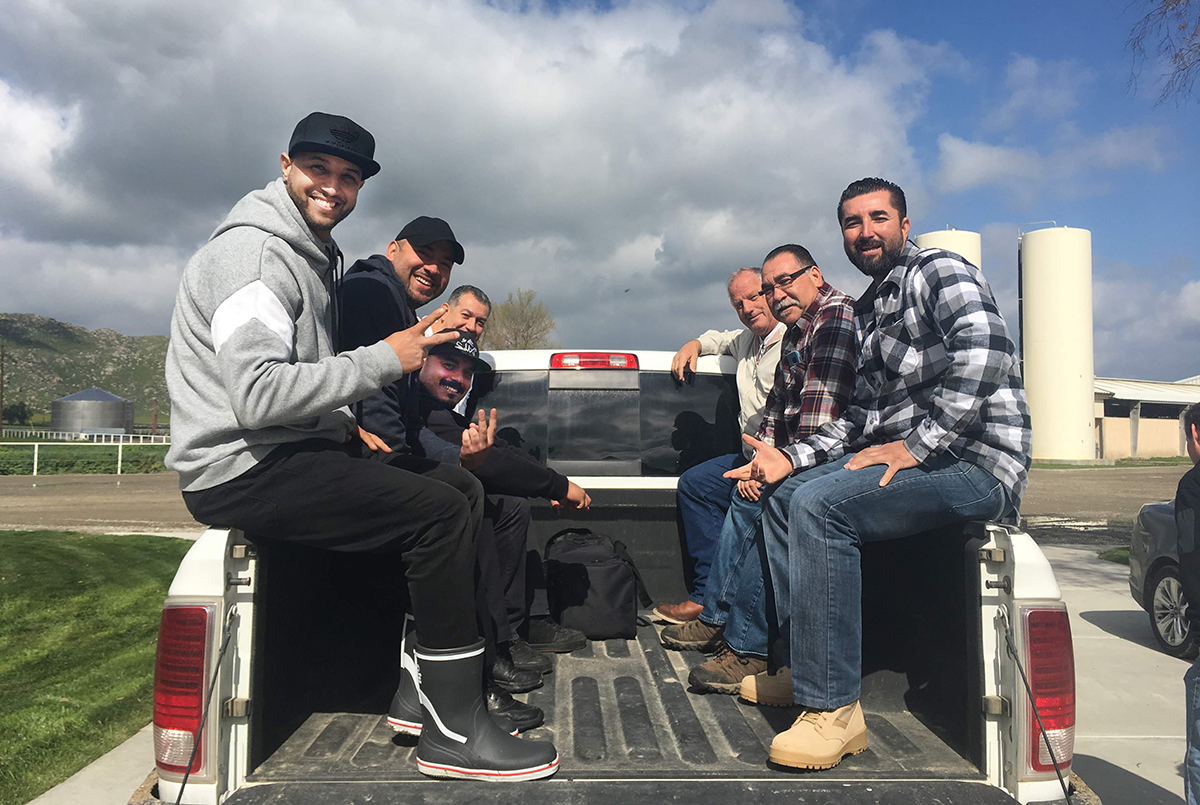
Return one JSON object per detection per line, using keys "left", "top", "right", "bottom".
{"left": 212, "top": 279, "right": 296, "bottom": 356}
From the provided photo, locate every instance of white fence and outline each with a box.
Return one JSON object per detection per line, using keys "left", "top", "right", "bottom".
{"left": 0, "top": 441, "right": 170, "bottom": 476}
{"left": 1, "top": 428, "right": 87, "bottom": 441}
{"left": 0, "top": 428, "right": 169, "bottom": 444}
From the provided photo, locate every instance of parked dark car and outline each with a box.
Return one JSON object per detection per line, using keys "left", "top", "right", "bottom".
{"left": 1129, "top": 499, "right": 1197, "bottom": 658}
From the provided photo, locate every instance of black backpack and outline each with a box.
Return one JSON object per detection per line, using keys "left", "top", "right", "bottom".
{"left": 544, "top": 528, "right": 652, "bottom": 640}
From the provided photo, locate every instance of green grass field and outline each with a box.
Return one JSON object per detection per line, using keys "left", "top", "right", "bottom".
{"left": 0, "top": 444, "right": 169, "bottom": 476}
{"left": 1099, "top": 547, "right": 1131, "bottom": 565}
{"left": 0, "top": 531, "right": 192, "bottom": 805}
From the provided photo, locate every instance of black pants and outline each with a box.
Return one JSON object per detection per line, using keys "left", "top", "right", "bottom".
{"left": 484, "top": 494, "right": 534, "bottom": 636}
{"left": 183, "top": 440, "right": 481, "bottom": 650}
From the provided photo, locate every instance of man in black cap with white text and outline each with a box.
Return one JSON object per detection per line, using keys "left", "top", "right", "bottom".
{"left": 166, "top": 113, "right": 559, "bottom": 782}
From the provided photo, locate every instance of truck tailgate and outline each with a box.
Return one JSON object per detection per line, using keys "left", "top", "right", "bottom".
{"left": 233, "top": 622, "right": 1014, "bottom": 804}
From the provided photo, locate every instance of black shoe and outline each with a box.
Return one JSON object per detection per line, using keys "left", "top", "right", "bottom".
{"left": 486, "top": 682, "right": 544, "bottom": 732}
{"left": 510, "top": 638, "right": 553, "bottom": 674}
{"left": 415, "top": 640, "right": 558, "bottom": 781}
{"left": 490, "top": 656, "right": 544, "bottom": 694}
{"left": 525, "top": 617, "right": 587, "bottom": 653}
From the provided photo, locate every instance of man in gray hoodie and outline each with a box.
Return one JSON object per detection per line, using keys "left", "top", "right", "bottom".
{"left": 164, "top": 112, "right": 559, "bottom": 781}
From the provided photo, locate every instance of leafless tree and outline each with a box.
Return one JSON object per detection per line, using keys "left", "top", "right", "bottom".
{"left": 1128, "top": 0, "right": 1200, "bottom": 103}
{"left": 479, "top": 288, "right": 558, "bottom": 350}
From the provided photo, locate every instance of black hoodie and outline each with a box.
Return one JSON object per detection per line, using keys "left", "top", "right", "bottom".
{"left": 1177, "top": 462, "right": 1200, "bottom": 632}
{"left": 338, "top": 253, "right": 434, "bottom": 454}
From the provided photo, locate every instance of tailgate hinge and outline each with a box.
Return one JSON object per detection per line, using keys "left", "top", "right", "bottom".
{"left": 223, "top": 697, "right": 251, "bottom": 718}
{"left": 981, "top": 695, "right": 1010, "bottom": 717}
{"left": 978, "top": 547, "right": 1006, "bottom": 563}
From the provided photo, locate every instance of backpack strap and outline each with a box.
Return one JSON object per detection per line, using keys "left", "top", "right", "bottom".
{"left": 612, "top": 539, "right": 653, "bottom": 609}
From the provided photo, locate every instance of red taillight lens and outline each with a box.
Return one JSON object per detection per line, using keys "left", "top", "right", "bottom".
{"left": 550, "top": 352, "right": 639, "bottom": 369}
{"left": 1024, "top": 607, "right": 1075, "bottom": 774}
{"left": 153, "top": 605, "right": 211, "bottom": 775}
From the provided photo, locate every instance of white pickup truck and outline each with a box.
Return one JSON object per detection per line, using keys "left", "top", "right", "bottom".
{"left": 138, "top": 350, "right": 1082, "bottom": 805}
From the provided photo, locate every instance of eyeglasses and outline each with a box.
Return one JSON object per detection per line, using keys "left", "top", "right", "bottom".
{"left": 760, "top": 264, "right": 813, "bottom": 297}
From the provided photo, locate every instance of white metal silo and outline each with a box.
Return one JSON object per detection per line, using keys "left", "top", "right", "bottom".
{"left": 1018, "top": 226, "right": 1094, "bottom": 461}
{"left": 914, "top": 228, "right": 982, "bottom": 269}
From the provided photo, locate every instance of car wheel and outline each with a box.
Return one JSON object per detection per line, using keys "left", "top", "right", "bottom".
{"left": 1148, "top": 564, "right": 1199, "bottom": 659}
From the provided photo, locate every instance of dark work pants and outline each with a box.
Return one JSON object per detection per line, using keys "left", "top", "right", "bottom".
{"left": 484, "top": 494, "right": 533, "bottom": 636}
{"left": 183, "top": 439, "right": 481, "bottom": 650}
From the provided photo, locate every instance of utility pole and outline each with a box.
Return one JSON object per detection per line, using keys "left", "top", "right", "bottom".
{"left": 0, "top": 343, "right": 5, "bottom": 435}
{"left": 151, "top": 397, "right": 158, "bottom": 436}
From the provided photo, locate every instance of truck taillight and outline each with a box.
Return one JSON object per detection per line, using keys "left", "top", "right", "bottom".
{"left": 551, "top": 352, "right": 638, "bottom": 369}
{"left": 154, "top": 604, "right": 213, "bottom": 777}
{"left": 1021, "top": 605, "right": 1075, "bottom": 777}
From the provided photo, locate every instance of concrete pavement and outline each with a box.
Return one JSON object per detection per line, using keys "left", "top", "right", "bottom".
{"left": 1044, "top": 544, "right": 1187, "bottom": 805}
{"left": 26, "top": 724, "right": 154, "bottom": 805}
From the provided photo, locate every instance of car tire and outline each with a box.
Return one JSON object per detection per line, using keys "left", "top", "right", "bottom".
{"left": 1148, "top": 564, "right": 1199, "bottom": 659}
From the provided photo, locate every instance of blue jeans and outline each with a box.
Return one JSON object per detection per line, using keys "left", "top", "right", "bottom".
{"left": 699, "top": 492, "right": 770, "bottom": 658}
{"left": 761, "top": 451, "right": 1009, "bottom": 709}
{"left": 1186, "top": 660, "right": 1200, "bottom": 805}
{"left": 677, "top": 453, "right": 744, "bottom": 603}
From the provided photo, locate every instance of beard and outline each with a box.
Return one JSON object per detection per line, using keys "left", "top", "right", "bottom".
{"left": 284, "top": 178, "right": 354, "bottom": 237}
{"left": 847, "top": 235, "right": 904, "bottom": 278}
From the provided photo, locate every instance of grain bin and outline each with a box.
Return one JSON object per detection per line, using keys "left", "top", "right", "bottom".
{"left": 914, "top": 228, "right": 982, "bottom": 269}
{"left": 50, "top": 388, "right": 135, "bottom": 433}
{"left": 1018, "top": 226, "right": 1094, "bottom": 461}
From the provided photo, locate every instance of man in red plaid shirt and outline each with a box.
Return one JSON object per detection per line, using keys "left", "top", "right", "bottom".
{"left": 661, "top": 244, "right": 857, "bottom": 695}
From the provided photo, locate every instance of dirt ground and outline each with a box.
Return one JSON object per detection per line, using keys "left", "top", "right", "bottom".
{"left": 0, "top": 464, "right": 1189, "bottom": 544}
{"left": 0, "top": 473, "right": 200, "bottom": 537}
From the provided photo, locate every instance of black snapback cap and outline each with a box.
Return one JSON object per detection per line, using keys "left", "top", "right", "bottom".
{"left": 289, "top": 112, "right": 380, "bottom": 179}
{"left": 396, "top": 216, "right": 465, "bottom": 265}
{"left": 429, "top": 330, "right": 490, "bottom": 373}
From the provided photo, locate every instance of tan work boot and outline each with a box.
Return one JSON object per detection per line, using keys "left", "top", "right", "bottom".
{"left": 739, "top": 666, "right": 794, "bottom": 706}
{"left": 769, "top": 701, "right": 868, "bottom": 770}
{"left": 688, "top": 647, "right": 767, "bottom": 694}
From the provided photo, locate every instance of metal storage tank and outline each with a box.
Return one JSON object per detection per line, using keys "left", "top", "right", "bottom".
{"left": 50, "top": 388, "right": 135, "bottom": 433}
{"left": 914, "top": 227, "right": 982, "bottom": 269}
{"left": 1018, "top": 226, "right": 1094, "bottom": 461}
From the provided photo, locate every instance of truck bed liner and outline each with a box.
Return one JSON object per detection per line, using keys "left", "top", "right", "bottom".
{"left": 244, "top": 623, "right": 995, "bottom": 800}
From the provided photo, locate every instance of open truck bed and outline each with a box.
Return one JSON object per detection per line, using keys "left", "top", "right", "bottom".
{"left": 233, "top": 622, "right": 1011, "bottom": 804}
{"left": 200, "top": 492, "right": 1019, "bottom": 804}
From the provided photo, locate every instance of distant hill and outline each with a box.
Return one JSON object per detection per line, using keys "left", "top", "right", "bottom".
{"left": 0, "top": 313, "right": 169, "bottom": 423}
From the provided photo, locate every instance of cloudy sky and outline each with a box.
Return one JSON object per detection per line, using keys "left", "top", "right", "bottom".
{"left": 1, "top": 0, "right": 1196, "bottom": 380}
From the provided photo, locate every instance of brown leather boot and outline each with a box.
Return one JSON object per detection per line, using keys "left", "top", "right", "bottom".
{"left": 652, "top": 600, "right": 703, "bottom": 624}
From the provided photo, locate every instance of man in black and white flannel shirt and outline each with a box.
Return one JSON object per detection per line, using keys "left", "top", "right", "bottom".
{"left": 726, "top": 177, "right": 1031, "bottom": 772}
